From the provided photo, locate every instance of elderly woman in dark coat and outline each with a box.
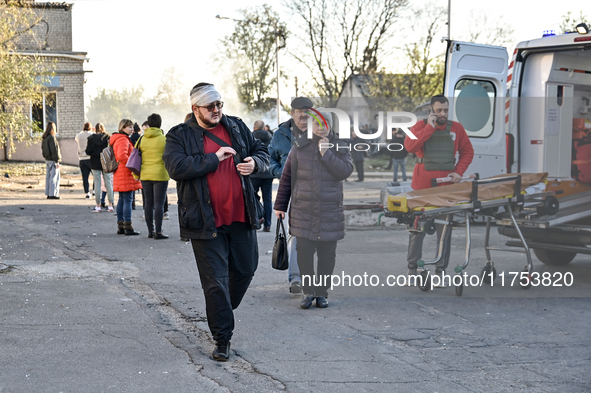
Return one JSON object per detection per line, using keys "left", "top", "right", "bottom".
{"left": 274, "top": 108, "right": 353, "bottom": 309}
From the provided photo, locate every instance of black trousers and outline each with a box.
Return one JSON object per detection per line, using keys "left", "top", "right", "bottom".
{"left": 297, "top": 237, "right": 337, "bottom": 297}
{"left": 407, "top": 218, "right": 452, "bottom": 273}
{"left": 250, "top": 177, "right": 273, "bottom": 228}
{"left": 140, "top": 180, "right": 168, "bottom": 233}
{"left": 79, "top": 159, "right": 91, "bottom": 193}
{"left": 191, "top": 222, "right": 258, "bottom": 342}
{"left": 354, "top": 160, "right": 364, "bottom": 181}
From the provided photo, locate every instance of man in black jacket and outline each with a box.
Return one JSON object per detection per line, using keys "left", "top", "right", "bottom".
{"left": 250, "top": 120, "right": 274, "bottom": 232}
{"left": 163, "top": 83, "right": 269, "bottom": 362}
{"left": 391, "top": 128, "right": 408, "bottom": 182}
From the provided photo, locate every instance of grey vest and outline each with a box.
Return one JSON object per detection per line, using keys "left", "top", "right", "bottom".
{"left": 419, "top": 119, "right": 455, "bottom": 171}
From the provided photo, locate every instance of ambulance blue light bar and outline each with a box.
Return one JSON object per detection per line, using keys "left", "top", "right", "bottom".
{"left": 543, "top": 30, "right": 556, "bottom": 37}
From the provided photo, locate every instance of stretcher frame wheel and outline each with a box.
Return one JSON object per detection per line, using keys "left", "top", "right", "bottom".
{"left": 455, "top": 274, "right": 463, "bottom": 296}
{"left": 424, "top": 219, "right": 436, "bottom": 235}
{"left": 418, "top": 270, "right": 431, "bottom": 292}
{"left": 537, "top": 196, "right": 559, "bottom": 216}
{"left": 520, "top": 267, "right": 532, "bottom": 289}
{"left": 480, "top": 263, "right": 497, "bottom": 284}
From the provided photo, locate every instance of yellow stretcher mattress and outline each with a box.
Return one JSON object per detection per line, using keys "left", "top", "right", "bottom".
{"left": 388, "top": 173, "right": 548, "bottom": 212}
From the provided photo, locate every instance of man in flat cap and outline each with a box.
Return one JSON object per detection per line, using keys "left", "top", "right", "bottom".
{"left": 268, "top": 96, "right": 313, "bottom": 295}
{"left": 163, "top": 82, "right": 269, "bottom": 362}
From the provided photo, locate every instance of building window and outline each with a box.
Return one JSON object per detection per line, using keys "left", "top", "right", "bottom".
{"left": 453, "top": 79, "right": 496, "bottom": 138}
{"left": 31, "top": 92, "right": 58, "bottom": 134}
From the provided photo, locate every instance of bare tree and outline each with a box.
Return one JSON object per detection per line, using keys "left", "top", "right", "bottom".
{"left": 368, "top": 3, "right": 446, "bottom": 111}
{"left": 154, "top": 67, "right": 185, "bottom": 108}
{"left": 284, "top": 0, "right": 407, "bottom": 104}
{"left": 464, "top": 12, "right": 514, "bottom": 47}
{"left": 558, "top": 11, "right": 590, "bottom": 34}
{"left": 86, "top": 87, "right": 147, "bottom": 131}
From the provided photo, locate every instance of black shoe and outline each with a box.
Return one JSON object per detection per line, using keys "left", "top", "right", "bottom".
{"left": 212, "top": 340, "right": 230, "bottom": 361}
{"left": 154, "top": 233, "right": 169, "bottom": 240}
{"left": 180, "top": 237, "right": 189, "bottom": 241}
{"left": 315, "top": 296, "right": 328, "bottom": 308}
{"left": 300, "top": 294, "right": 315, "bottom": 309}
{"left": 263, "top": 227, "right": 271, "bottom": 232}
{"left": 47, "top": 196, "right": 61, "bottom": 199}
{"left": 148, "top": 232, "right": 154, "bottom": 239}
{"left": 123, "top": 221, "right": 140, "bottom": 236}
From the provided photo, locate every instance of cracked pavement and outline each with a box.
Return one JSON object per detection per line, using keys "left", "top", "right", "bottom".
{"left": 1, "top": 178, "right": 590, "bottom": 392}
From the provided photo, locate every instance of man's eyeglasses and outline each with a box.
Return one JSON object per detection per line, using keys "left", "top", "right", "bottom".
{"left": 199, "top": 101, "right": 224, "bottom": 112}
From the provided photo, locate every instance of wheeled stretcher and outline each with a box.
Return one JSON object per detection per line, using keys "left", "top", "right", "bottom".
{"left": 384, "top": 173, "right": 558, "bottom": 296}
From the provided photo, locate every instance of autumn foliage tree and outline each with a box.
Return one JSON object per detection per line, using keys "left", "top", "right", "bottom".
{"left": 1, "top": 0, "right": 53, "bottom": 157}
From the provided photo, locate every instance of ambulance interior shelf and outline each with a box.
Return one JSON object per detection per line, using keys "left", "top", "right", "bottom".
{"left": 572, "top": 118, "right": 591, "bottom": 184}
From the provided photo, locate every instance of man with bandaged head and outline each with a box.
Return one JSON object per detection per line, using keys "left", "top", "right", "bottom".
{"left": 163, "top": 83, "right": 269, "bottom": 362}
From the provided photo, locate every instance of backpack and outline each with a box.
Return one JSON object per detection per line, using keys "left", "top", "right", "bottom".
{"left": 100, "top": 145, "right": 119, "bottom": 173}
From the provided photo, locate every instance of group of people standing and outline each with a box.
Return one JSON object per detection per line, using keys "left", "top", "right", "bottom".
{"left": 42, "top": 114, "right": 171, "bottom": 240}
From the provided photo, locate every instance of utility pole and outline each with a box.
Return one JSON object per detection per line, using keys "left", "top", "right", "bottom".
{"left": 447, "top": 0, "right": 451, "bottom": 40}
{"left": 275, "top": 23, "right": 280, "bottom": 127}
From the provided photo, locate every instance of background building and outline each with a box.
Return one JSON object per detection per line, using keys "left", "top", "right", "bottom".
{"left": 1, "top": 1, "right": 90, "bottom": 165}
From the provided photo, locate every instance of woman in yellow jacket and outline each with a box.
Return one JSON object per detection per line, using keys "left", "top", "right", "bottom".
{"left": 137, "top": 113, "right": 170, "bottom": 239}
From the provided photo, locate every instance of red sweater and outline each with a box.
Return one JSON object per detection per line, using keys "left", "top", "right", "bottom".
{"left": 405, "top": 120, "right": 474, "bottom": 190}
{"left": 203, "top": 123, "right": 246, "bottom": 227}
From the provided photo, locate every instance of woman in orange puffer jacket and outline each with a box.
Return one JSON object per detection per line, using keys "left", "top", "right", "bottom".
{"left": 110, "top": 118, "right": 142, "bottom": 235}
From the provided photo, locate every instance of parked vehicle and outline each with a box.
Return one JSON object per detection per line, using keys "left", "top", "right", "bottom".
{"left": 443, "top": 26, "right": 591, "bottom": 265}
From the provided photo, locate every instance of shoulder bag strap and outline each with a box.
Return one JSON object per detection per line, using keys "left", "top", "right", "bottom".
{"left": 203, "top": 129, "right": 242, "bottom": 163}
{"left": 135, "top": 135, "right": 143, "bottom": 149}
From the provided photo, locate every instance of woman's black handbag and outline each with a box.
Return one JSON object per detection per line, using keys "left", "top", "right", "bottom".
{"left": 271, "top": 217, "right": 289, "bottom": 270}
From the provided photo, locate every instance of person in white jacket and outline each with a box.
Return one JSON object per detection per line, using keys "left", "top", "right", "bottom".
{"left": 75, "top": 123, "right": 94, "bottom": 198}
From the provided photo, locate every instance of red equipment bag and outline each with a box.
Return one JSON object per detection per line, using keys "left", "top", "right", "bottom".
{"left": 572, "top": 137, "right": 591, "bottom": 184}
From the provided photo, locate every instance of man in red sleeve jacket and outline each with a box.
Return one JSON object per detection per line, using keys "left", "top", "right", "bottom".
{"left": 404, "top": 95, "right": 474, "bottom": 283}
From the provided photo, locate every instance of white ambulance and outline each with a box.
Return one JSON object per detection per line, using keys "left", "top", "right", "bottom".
{"left": 443, "top": 26, "right": 591, "bottom": 265}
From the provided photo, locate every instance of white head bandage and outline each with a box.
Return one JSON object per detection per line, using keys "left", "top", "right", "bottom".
{"left": 190, "top": 84, "right": 222, "bottom": 107}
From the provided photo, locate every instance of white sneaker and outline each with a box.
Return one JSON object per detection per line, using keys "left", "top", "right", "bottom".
{"left": 163, "top": 212, "right": 169, "bottom": 220}
{"left": 91, "top": 206, "right": 101, "bottom": 213}
{"left": 108, "top": 206, "right": 114, "bottom": 212}
{"left": 85, "top": 193, "right": 91, "bottom": 199}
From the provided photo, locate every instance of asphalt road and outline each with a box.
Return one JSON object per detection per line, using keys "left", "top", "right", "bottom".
{"left": 1, "top": 176, "right": 590, "bottom": 392}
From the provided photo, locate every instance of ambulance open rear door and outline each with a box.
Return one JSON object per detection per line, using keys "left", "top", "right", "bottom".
{"left": 444, "top": 41, "right": 509, "bottom": 178}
